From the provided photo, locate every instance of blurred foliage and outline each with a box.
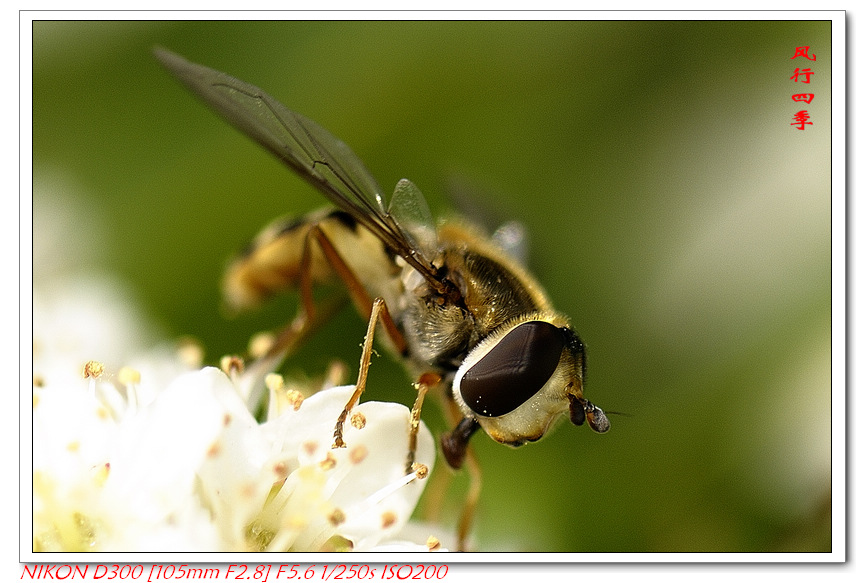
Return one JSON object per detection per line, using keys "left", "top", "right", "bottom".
{"left": 32, "top": 20, "right": 832, "bottom": 552}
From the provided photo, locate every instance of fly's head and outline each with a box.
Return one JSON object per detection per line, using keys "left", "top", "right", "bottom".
{"left": 441, "top": 316, "right": 609, "bottom": 468}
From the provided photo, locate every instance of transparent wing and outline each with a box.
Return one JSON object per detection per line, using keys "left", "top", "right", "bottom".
{"left": 389, "top": 178, "right": 438, "bottom": 261}
{"left": 445, "top": 174, "right": 529, "bottom": 264}
{"left": 154, "top": 47, "right": 442, "bottom": 287}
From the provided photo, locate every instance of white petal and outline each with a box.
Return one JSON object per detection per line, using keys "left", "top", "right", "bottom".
{"left": 105, "top": 368, "right": 254, "bottom": 520}
{"left": 333, "top": 400, "right": 434, "bottom": 550}
{"left": 32, "top": 381, "right": 116, "bottom": 485}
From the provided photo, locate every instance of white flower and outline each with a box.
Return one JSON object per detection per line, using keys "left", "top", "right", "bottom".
{"left": 197, "top": 377, "right": 437, "bottom": 551}
{"left": 33, "top": 353, "right": 218, "bottom": 551}
{"left": 32, "top": 280, "right": 444, "bottom": 552}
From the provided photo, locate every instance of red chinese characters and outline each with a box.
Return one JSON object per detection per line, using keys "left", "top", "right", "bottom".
{"left": 790, "top": 46, "right": 817, "bottom": 130}
{"left": 791, "top": 110, "right": 813, "bottom": 130}
{"left": 790, "top": 67, "right": 815, "bottom": 83}
{"left": 791, "top": 46, "right": 817, "bottom": 61}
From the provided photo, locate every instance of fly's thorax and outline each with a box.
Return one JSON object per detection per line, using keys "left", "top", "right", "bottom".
{"left": 436, "top": 220, "right": 554, "bottom": 313}
{"left": 451, "top": 314, "right": 585, "bottom": 446}
{"left": 396, "top": 252, "right": 476, "bottom": 371}
{"left": 396, "top": 220, "right": 557, "bottom": 373}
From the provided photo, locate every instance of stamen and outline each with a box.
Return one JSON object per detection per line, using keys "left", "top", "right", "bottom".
{"left": 328, "top": 508, "right": 346, "bottom": 526}
{"left": 319, "top": 452, "right": 337, "bottom": 471}
{"left": 285, "top": 390, "right": 304, "bottom": 411}
{"left": 350, "top": 411, "right": 366, "bottom": 429}
{"left": 349, "top": 444, "right": 368, "bottom": 464}
{"left": 265, "top": 372, "right": 284, "bottom": 392}
{"left": 265, "top": 373, "right": 287, "bottom": 420}
{"left": 272, "top": 461, "right": 289, "bottom": 481}
{"left": 176, "top": 336, "right": 204, "bottom": 368}
{"left": 324, "top": 360, "right": 348, "bottom": 389}
{"left": 117, "top": 366, "right": 140, "bottom": 385}
{"left": 118, "top": 366, "right": 140, "bottom": 413}
{"left": 82, "top": 360, "right": 105, "bottom": 379}
{"left": 302, "top": 440, "right": 318, "bottom": 457}
{"left": 248, "top": 331, "right": 276, "bottom": 359}
{"left": 82, "top": 360, "right": 105, "bottom": 398}
{"left": 220, "top": 355, "right": 245, "bottom": 377}
{"left": 381, "top": 511, "right": 397, "bottom": 529}
{"left": 363, "top": 471, "right": 418, "bottom": 507}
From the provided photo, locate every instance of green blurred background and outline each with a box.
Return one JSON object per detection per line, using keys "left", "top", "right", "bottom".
{"left": 32, "top": 20, "right": 833, "bottom": 553}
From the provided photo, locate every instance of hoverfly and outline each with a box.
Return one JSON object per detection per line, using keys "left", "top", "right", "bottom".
{"left": 155, "top": 47, "right": 610, "bottom": 549}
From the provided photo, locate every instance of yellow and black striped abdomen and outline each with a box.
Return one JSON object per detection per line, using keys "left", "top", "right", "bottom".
{"left": 222, "top": 208, "right": 399, "bottom": 314}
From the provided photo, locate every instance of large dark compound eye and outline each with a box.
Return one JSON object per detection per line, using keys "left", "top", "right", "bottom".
{"left": 460, "top": 321, "right": 565, "bottom": 417}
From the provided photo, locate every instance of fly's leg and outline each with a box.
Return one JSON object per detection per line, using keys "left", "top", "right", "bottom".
{"left": 310, "top": 226, "right": 407, "bottom": 355}
{"left": 237, "top": 224, "right": 348, "bottom": 405}
{"left": 439, "top": 398, "right": 483, "bottom": 552}
{"left": 406, "top": 372, "right": 441, "bottom": 474}
{"left": 456, "top": 443, "right": 482, "bottom": 552}
{"left": 332, "top": 296, "right": 402, "bottom": 448}
{"left": 331, "top": 297, "right": 433, "bottom": 497}
{"left": 258, "top": 222, "right": 406, "bottom": 362}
